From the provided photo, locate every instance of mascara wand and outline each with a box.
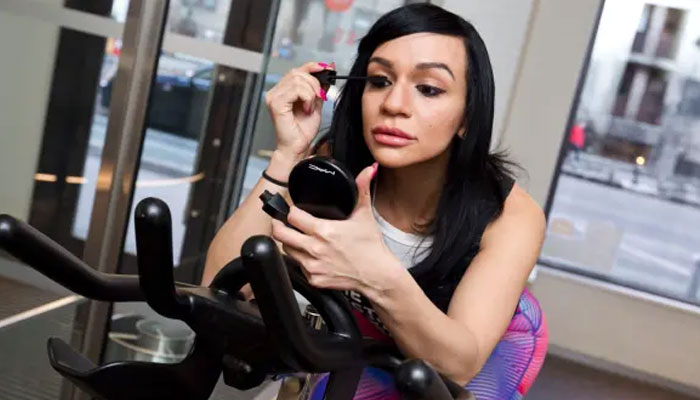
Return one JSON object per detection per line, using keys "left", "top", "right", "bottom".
{"left": 311, "top": 69, "right": 388, "bottom": 86}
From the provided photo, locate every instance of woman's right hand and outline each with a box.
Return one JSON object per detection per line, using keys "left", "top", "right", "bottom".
{"left": 264, "top": 62, "right": 332, "bottom": 161}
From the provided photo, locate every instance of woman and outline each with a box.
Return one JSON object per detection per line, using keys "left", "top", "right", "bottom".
{"left": 203, "top": 4, "right": 548, "bottom": 399}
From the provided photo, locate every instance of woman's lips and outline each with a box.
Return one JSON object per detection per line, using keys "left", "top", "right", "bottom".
{"left": 371, "top": 127, "right": 416, "bottom": 147}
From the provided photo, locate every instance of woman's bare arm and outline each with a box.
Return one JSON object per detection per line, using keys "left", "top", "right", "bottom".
{"left": 201, "top": 152, "right": 297, "bottom": 286}
{"left": 367, "top": 185, "right": 546, "bottom": 384}
{"left": 201, "top": 61, "right": 331, "bottom": 285}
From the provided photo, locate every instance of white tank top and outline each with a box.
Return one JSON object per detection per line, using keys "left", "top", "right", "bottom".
{"left": 371, "top": 202, "right": 433, "bottom": 269}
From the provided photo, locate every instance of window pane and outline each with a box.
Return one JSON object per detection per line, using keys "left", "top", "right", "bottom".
{"left": 110, "top": 0, "right": 232, "bottom": 43}
{"left": 543, "top": 0, "right": 700, "bottom": 305}
{"left": 632, "top": 4, "right": 653, "bottom": 53}
{"left": 655, "top": 7, "right": 683, "bottom": 59}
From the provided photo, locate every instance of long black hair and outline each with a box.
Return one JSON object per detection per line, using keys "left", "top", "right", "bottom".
{"left": 326, "top": 4, "right": 517, "bottom": 310}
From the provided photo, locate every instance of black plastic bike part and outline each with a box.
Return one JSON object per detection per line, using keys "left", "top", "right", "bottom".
{"left": 134, "top": 197, "right": 190, "bottom": 319}
{"left": 395, "top": 359, "right": 474, "bottom": 400}
{"left": 311, "top": 69, "right": 389, "bottom": 86}
{"left": 241, "top": 235, "right": 365, "bottom": 400}
{"left": 288, "top": 156, "right": 358, "bottom": 220}
{"left": 221, "top": 355, "right": 267, "bottom": 390}
{"left": 1, "top": 196, "right": 471, "bottom": 400}
{"left": 0, "top": 214, "right": 144, "bottom": 301}
{"left": 210, "top": 258, "right": 249, "bottom": 300}
{"left": 242, "top": 235, "right": 363, "bottom": 371}
{"left": 47, "top": 337, "right": 222, "bottom": 400}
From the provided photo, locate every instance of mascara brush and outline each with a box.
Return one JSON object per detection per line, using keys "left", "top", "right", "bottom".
{"left": 311, "top": 69, "right": 388, "bottom": 86}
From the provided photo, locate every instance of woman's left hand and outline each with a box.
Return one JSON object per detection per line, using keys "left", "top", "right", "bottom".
{"left": 271, "top": 163, "right": 401, "bottom": 294}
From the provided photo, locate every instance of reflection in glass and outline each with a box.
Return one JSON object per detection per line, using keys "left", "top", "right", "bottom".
{"left": 111, "top": 0, "right": 231, "bottom": 43}
{"left": 543, "top": 0, "right": 700, "bottom": 304}
{"left": 73, "top": 49, "right": 213, "bottom": 266}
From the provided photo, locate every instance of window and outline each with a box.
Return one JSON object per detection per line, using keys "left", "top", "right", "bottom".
{"left": 612, "top": 63, "right": 637, "bottom": 117}
{"left": 632, "top": 4, "right": 654, "bottom": 53}
{"left": 655, "top": 7, "right": 684, "bottom": 58}
{"left": 543, "top": 0, "right": 700, "bottom": 305}
{"left": 612, "top": 63, "right": 668, "bottom": 125}
{"left": 630, "top": 4, "right": 685, "bottom": 59}
{"left": 636, "top": 67, "right": 667, "bottom": 124}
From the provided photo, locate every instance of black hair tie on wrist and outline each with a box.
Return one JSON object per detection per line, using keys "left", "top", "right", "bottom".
{"left": 262, "top": 170, "right": 288, "bottom": 187}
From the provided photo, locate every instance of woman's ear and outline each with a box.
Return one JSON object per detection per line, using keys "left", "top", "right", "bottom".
{"left": 456, "top": 121, "right": 467, "bottom": 139}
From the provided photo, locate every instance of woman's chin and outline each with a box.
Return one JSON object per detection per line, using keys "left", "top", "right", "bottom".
{"left": 370, "top": 148, "right": 423, "bottom": 169}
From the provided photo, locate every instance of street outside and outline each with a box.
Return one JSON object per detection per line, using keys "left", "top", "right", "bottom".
{"left": 545, "top": 166, "right": 700, "bottom": 302}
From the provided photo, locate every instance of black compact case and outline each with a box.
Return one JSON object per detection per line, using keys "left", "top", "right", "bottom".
{"left": 288, "top": 156, "right": 358, "bottom": 220}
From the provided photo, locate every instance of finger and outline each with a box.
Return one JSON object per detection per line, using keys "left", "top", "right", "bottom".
{"left": 297, "top": 72, "right": 328, "bottom": 104}
{"left": 293, "top": 78, "right": 318, "bottom": 114}
{"left": 300, "top": 61, "right": 334, "bottom": 94}
{"left": 282, "top": 242, "right": 308, "bottom": 263}
{"left": 271, "top": 219, "right": 313, "bottom": 250}
{"left": 293, "top": 75, "right": 325, "bottom": 113}
{"left": 287, "top": 206, "right": 323, "bottom": 235}
{"left": 281, "top": 244, "right": 316, "bottom": 282}
{"left": 354, "top": 162, "right": 379, "bottom": 211}
{"left": 298, "top": 61, "right": 335, "bottom": 74}
{"left": 273, "top": 80, "right": 316, "bottom": 115}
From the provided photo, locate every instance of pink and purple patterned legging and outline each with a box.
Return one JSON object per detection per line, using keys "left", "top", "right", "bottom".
{"left": 309, "top": 289, "right": 548, "bottom": 400}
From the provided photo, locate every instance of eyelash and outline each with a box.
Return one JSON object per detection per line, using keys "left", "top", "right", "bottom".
{"left": 367, "top": 75, "right": 445, "bottom": 98}
{"left": 416, "top": 84, "right": 445, "bottom": 97}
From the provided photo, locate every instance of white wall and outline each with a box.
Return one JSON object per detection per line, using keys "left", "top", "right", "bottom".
{"left": 440, "top": 0, "right": 535, "bottom": 144}
{"left": 0, "top": 7, "right": 63, "bottom": 292}
{"left": 0, "top": 9, "right": 59, "bottom": 219}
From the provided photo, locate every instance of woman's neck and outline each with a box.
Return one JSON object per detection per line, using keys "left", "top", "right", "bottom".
{"left": 374, "top": 152, "right": 449, "bottom": 234}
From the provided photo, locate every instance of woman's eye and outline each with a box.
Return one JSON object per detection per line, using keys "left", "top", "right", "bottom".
{"left": 368, "top": 75, "right": 391, "bottom": 88}
{"left": 416, "top": 85, "right": 445, "bottom": 97}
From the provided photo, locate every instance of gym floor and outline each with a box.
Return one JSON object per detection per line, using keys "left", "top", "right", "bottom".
{"left": 526, "top": 356, "right": 699, "bottom": 400}
{"left": 0, "top": 277, "right": 63, "bottom": 321}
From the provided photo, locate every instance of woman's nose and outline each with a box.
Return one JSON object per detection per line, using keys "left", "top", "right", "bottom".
{"left": 380, "top": 84, "right": 412, "bottom": 117}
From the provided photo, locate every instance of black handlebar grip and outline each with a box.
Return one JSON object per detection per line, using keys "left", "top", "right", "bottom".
{"left": 0, "top": 214, "right": 143, "bottom": 301}
{"left": 134, "top": 198, "right": 188, "bottom": 319}
{"left": 395, "top": 359, "right": 456, "bottom": 400}
{"left": 241, "top": 235, "right": 361, "bottom": 372}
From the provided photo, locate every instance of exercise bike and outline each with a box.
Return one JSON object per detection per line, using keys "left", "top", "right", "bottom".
{"left": 0, "top": 157, "right": 475, "bottom": 400}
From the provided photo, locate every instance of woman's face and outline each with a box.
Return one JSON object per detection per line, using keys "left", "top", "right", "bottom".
{"left": 361, "top": 32, "right": 467, "bottom": 169}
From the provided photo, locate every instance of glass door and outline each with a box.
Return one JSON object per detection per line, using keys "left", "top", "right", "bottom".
{"left": 0, "top": 1, "right": 161, "bottom": 399}
{"left": 0, "top": 0, "right": 277, "bottom": 399}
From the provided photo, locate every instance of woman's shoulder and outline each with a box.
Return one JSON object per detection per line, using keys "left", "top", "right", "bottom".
{"left": 503, "top": 184, "right": 545, "bottom": 227}
{"left": 481, "top": 183, "right": 546, "bottom": 247}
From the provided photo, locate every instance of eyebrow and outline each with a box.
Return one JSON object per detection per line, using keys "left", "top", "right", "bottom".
{"left": 368, "top": 57, "right": 455, "bottom": 80}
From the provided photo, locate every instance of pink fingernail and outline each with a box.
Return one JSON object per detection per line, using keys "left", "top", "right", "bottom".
{"left": 371, "top": 162, "right": 379, "bottom": 180}
{"left": 319, "top": 88, "right": 328, "bottom": 101}
{"left": 318, "top": 62, "right": 329, "bottom": 68}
